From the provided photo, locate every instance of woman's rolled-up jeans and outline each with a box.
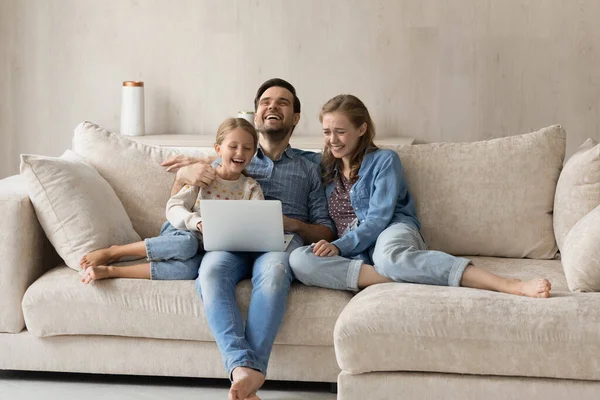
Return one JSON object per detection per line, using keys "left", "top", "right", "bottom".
{"left": 289, "top": 222, "right": 470, "bottom": 291}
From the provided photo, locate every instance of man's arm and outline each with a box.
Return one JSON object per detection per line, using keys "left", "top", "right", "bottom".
{"left": 162, "top": 155, "right": 217, "bottom": 196}
{"left": 283, "top": 216, "right": 336, "bottom": 244}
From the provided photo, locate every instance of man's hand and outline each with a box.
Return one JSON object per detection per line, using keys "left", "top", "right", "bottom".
{"left": 161, "top": 155, "right": 202, "bottom": 173}
{"left": 283, "top": 215, "right": 336, "bottom": 244}
{"left": 312, "top": 240, "right": 340, "bottom": 257}
{"left": 177, "top": 163, "right": 217, "bottom": 188}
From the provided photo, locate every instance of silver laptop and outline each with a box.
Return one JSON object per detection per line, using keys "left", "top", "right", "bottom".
{"left": 201, "top": 200, "right": 293, "bottom": 252}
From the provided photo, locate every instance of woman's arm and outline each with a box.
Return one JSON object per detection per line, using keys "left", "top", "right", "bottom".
{"left": 332, "top": 152, "right": 404, "bottom": 256}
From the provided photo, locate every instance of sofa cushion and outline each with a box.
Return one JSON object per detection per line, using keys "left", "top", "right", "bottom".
{"left": 72, "top": 121, "right": 205, "bottom": 239}
{"left": 554, "top": 138, "right": 600, "bottom": 251}
{"left": 22, "top": 266, "right": 353, "bottom": 347}
{"left": 561, "top": 204, "right": 600, "bottom": 292}
{"left": 334, "top": 256, "right": 600, "bottom": 381}
{"left": 20, "top": 151, "right": 141, "bottom": 271}
{"left": 394, "top": 125, "right": 565, "bottom": 259}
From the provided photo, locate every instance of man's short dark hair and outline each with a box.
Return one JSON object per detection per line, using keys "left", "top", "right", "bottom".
{"left": 254, "top": 78, "right": 301, "bottom": 113}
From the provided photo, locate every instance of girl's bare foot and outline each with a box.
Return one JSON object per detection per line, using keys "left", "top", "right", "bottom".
{"left": 229, "top": 367, "right": 265, "bottom": 400}
{"left": 80, "top": 266, "right": 113, "bottom": 284}
{"left": 509, "top": 278, "right": 552, "bottom": 298}
{"left": 80, "top": 246, "right": 120, "bottom": 269}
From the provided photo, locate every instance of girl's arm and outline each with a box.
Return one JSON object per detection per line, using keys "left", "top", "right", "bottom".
{"left": 247, "top": 178, "right": 265, "bottom": 200}
{"left": 165, "top": 185, "right": 203, "bottom": 231}
{"left": 331, "top": 152, "right": 404, "bottom": 256}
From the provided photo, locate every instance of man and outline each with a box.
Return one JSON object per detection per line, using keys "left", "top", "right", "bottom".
{"left": 163, "top": 78, "right": 335, "bottom": 400}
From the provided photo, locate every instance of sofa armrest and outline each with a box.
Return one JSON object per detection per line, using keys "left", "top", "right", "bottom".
{"left": 0, "top": 174, "right": 60, "bottom": 333}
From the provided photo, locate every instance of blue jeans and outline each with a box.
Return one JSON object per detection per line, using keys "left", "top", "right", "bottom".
{"left": 289, "top": 223, "right": 470, "bottom": 291}
{"left": 195, "top": 235, "right": 303, "bottom": 377}
{"left": 145, "top": 221, "right": 204, "bottom": 280}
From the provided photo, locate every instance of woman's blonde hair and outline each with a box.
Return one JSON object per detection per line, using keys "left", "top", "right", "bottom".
{"left": 215, "top": 118, "right": 259, "bottom": 176}
{"left": 320, "top": 94, "right": 378, "bottom": 185}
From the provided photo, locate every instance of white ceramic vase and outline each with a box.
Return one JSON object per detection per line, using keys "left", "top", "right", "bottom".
{"left": 121, "top": 81, "right": 145, "bottom": 136}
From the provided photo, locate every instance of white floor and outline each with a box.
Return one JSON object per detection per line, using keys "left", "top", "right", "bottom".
{"left": 0, "top": 370, "right": 337, "bottom": 400}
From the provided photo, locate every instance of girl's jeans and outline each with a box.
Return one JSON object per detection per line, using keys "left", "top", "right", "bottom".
{"left": 289, "top": 222, "right": 470, "bottom": 291}
{"left": 195, "top": 235, "right": 304, "bottom": 378}
{"left": 145, "top": 221, "right": 204, "bottom": 280}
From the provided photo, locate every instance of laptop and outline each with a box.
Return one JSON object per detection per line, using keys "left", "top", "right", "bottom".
{"left": 200, "top": 200, "right": 294, "bottom": 252}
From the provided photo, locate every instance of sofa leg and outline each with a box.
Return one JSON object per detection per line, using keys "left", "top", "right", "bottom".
{"left": 329, "top": 382, "right": 338, "bottom": 393}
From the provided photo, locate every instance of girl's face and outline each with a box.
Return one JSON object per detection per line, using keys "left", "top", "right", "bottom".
{"left": 322, "top": 112, "right": 366, "bottom": 161}
{"left": 214, "top": 128, "right": 256, "bottom": 176}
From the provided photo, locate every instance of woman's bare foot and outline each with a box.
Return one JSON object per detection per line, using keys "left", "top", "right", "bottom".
{"left": 80, "top": 266, "right": 113, "bottom": 284}
{"left": 508, "top": 278, "right": 552, "bottom": 298}
{"left": 229, "top": 367, "right": 265, "bottom": 400}
{"left": 80, "top": 246, "right": 120, "bottom": 269}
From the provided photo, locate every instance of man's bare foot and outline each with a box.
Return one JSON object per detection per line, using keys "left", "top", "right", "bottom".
{"left": 229, "top": 367, "right": 265, "bottom": 400}
{"left": 509, "top": 278, "right": 551, "bottom": 298}
{"left": 80, "top": 266, "right": 113, "bottom": 284}
{"left": 80, "top": 246, "right": 120, "bottom": 269}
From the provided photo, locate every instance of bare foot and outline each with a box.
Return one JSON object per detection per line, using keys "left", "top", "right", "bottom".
{"left": 509, "top": 278, "right": 552, "bottom": 298}
{"left": 229, "top": 367, "right": 265, "bottom": 400}
{"left": 80, "top": 266, "right": 113, "bottom": 284}
{"left": 80, "top": 246, "right": 120, "bottom": 269}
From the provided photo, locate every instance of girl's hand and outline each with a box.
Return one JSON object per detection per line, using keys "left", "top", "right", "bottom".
{"left": 196, "top": 222, "right": 203, "bottom": 232}
{"left": 313, "top": 240, "right": 340, "bottom": 257}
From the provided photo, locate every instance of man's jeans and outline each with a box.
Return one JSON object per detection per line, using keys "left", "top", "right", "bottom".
{"left": 195, "top": 235, "right": 303, "bottom": 377}
{"left": 145, "top": 221, "right": 204, "bottom": 280}
{"left": 289, "top": 223, "right": 470, "bottom": 291}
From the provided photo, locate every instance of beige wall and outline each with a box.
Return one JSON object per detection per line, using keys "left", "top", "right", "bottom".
{"left": 1, "top": 0, "right": 600, "bottom": 178}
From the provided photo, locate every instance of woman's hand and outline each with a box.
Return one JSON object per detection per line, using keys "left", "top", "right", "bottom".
{"left": 196, "top": 222, "right": 203, "bottom": 233}
{"left": 161, "top": 155, "right": 202, "bottom": 173}
{"left": 312, "top": 240, "right": 340, "bottom": 257}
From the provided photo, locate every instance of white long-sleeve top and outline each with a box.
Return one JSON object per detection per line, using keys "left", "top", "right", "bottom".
{"left": 166, "top": 175, "right": 264, "bottom": 232}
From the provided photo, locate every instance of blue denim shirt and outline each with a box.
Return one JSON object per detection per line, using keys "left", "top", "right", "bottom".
{"left": 215, "top": 146, "right": 335, "bottom": 242}
{"left": 294, "top": 148, "right": 420, "bottom": 257}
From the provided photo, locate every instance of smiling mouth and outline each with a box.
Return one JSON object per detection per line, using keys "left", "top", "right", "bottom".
{"left": 266, "top": 114, "right": 281, "bottom": 121}
{"left": 232, "top": 158, "right": 245, "bottom": 165}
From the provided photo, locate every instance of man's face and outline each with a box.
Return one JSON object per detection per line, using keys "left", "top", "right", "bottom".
{"left": 254, "top": 86, "right": 300, "bottom": 141}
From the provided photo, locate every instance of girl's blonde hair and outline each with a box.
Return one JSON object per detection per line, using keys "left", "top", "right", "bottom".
{"left": 215, "top": 118, "right": 259, "bottom": 176}
{"left": 320, "top": 94, "right": 378, "bottom": 185}
{"left": 215, "top": 118, "right": 258, "bottom": 149}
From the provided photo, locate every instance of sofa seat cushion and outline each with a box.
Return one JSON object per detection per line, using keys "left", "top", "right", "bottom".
{"left": 334, "top": 257, "right": 600, "bottom": 381}
{"left": 22, "top": 266, "right": 353, "bottom": 347}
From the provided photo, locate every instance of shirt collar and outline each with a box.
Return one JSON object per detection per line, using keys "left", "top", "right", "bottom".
{"left": 256, "top": 144, "right": 294, "bottom": 160}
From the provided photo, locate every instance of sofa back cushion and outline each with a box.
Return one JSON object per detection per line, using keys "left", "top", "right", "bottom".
{"left": 394, "top": 125, "right": 565, "bottom": 259}
{"left": 553, "top": 138, "right": 600, "bottom": 252}
{"left": 561, "top": 204, "right": 600, "bottom": 292}
{"left": 72, "top": 121, "right": 204, "bottom": 239}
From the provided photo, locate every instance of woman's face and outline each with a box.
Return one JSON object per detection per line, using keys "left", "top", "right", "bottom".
{"left": 322, "top": 112, "right": 366, "bottom": 160}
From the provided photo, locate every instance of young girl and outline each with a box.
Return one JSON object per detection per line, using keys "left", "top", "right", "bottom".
{"left": 290, "top": 94, "right": 552, "bottom": 298}
{"left": 80, "top": 118, "right": 264, "bottom": 283}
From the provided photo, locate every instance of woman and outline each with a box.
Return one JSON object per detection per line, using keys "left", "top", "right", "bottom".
{"left": 290, "top": 94, "right": 551, "bottom": 297}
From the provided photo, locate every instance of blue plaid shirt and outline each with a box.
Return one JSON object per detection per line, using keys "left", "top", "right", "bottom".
{"left": 245, "top": 146, "right": 335, "bottom": 239}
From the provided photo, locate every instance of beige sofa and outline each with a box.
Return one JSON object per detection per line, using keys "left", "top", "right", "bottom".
{"left": 1, "top": 122, "right": 600, "bottom": 399}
